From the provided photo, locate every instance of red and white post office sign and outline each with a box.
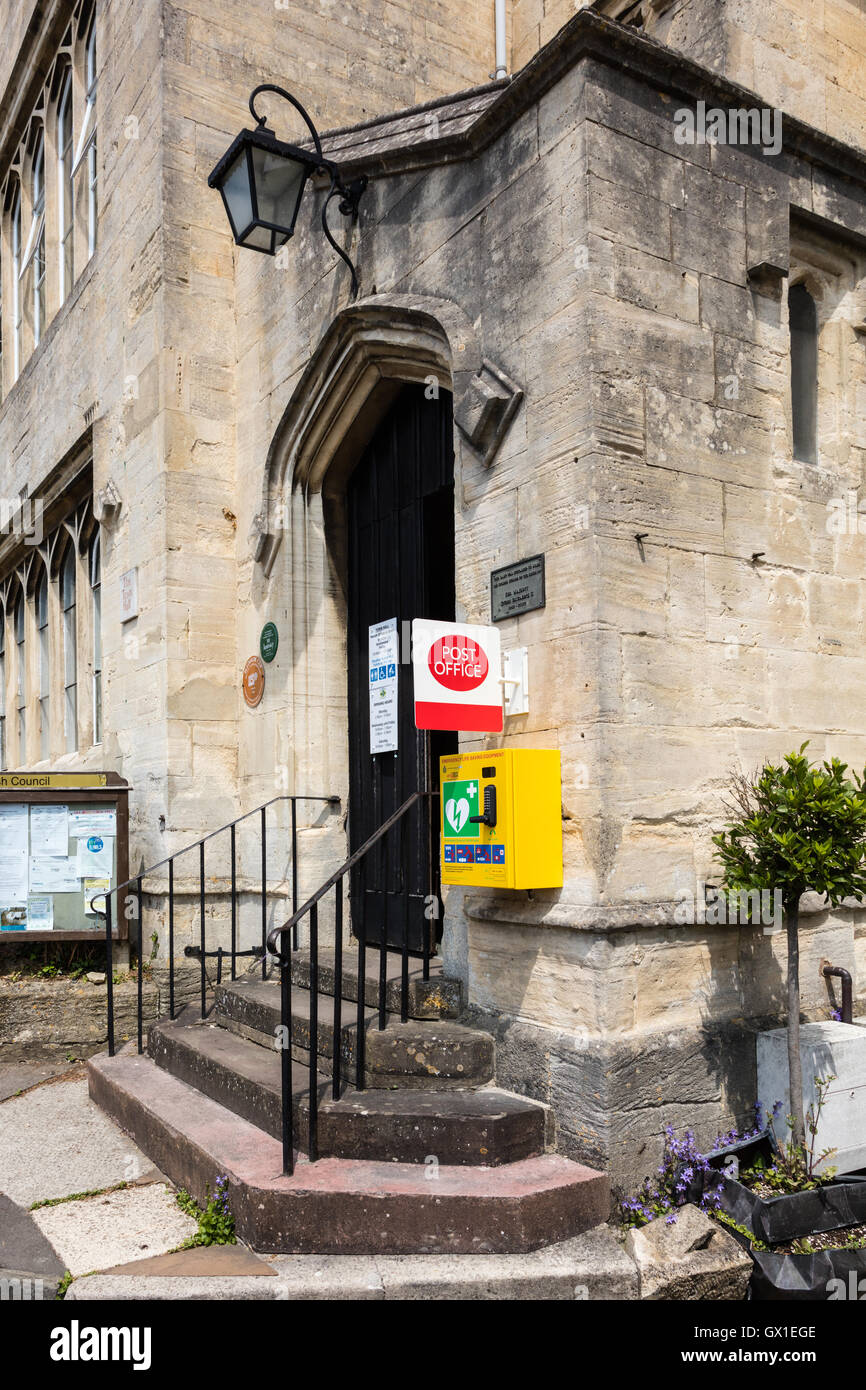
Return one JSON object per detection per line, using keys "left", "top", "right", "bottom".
{"left": 412, "top": 619, "right": 503, "bottom": 732}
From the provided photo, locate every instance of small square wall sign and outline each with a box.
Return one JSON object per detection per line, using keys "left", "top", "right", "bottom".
{"left": 120, "top": 567, "right": 139, "bottom": 623}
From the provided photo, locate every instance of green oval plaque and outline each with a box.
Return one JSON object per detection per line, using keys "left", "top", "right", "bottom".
{"left": 260, "top": 622, "right": 279, "bottom": 663}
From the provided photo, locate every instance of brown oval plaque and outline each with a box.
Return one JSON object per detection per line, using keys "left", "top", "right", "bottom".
{"left": 243, "top": 655, "right": 265, "bottom": 708}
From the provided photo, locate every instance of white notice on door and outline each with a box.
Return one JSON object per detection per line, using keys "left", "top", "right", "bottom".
{"left": 369, "top": 617, "right": 399, "bottom": 755}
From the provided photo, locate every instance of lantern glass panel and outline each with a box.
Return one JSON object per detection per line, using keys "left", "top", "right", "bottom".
{"left": 250, "top": 145, "right": 307, "bottom": 230}
{"left": 243, "top": 224, "right": 276, "bottom": 252}
{"left": 220, "top": 148, "right": 255, "bottom": 239}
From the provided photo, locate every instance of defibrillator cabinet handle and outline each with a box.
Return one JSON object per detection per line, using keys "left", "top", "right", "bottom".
{"left": 469, "top": 785, "right": 497, "bottom": 828}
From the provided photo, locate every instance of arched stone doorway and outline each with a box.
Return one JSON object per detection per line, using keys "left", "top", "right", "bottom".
{"left": 253, "top": 292, "right": 483, "bottom": 573}
{"left": 259, "top": 295, "right": 480, "bottom": 951}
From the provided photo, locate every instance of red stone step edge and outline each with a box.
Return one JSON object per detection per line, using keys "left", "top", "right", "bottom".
{"left": 88, "top": 1052, "right": 609, "bottom": 1255}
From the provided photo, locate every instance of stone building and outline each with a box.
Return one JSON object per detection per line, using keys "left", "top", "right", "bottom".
{"left": 1, "top": 0, "right": 866, "bottom": 1196}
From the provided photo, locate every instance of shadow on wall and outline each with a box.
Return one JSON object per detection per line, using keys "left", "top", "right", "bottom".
{"left": 695, "top": 922, "right": 789, "bottom": 1150}
{"left": 695, "top": 906, "right": 857, "bottom": 1151}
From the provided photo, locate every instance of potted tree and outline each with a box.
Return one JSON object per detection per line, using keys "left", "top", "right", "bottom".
{"left": 709, "top": 745, "right": 866, "bottom": 1273}
{"left": 714, "top": 744, "right": 866, "bottom": 1147}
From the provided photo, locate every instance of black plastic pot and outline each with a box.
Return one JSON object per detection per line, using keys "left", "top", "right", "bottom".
{"left": 680, "top": 1130, "right": 776, "bottom": 1206}
{"left": 750, "top": 1248, "right": 866, "bottom": 1301}
{"left": 697, "top": 1132, "right": 866, "bottom": 1298}
{"left": 708, "top": 1130, "right": 776, "bottom": 1173}
{"left": 714, "top": 1173, "right": 866, "bottom": 1244}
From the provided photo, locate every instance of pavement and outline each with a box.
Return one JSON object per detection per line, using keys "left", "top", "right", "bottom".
{"left": 0, "top": 1057, "right": 80, "bottom": 1102}
{"left": 32, "top": 1183, "right": 197, "bottom": 1276}
{"left": 65, "top": 1228, "right": 637, "bottom": 1300}
{"left": 0, "top": 1072, "right": 162, "bottom": 1206}
{"left": 0, "top": 1058, "right": 639, "bottom": 1301}
{"left": 0, "top": 1064, "right": 200, "bottom": 1298}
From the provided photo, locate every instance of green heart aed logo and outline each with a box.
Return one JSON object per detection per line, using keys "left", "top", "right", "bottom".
{"left": 442, "top": 777, "right": 480, "bottom": 838}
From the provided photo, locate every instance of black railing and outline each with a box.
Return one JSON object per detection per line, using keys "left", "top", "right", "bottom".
{"left": 266, "top": 789, "right": 438, "bottom": 1175}
{"left": 97, "top": 794, "right": 339, "bottom": 1058}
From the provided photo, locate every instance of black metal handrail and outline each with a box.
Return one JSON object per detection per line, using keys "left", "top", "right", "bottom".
{"left": 98, "top": 794, "right": 339, "bottom": 1059}
{"left": 268, "top": 789, "right": 438, "bottom": 1175}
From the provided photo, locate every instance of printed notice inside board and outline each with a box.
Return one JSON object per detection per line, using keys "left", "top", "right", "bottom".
{"left": 0, "top": 801, "right": 117, "bottom": 932}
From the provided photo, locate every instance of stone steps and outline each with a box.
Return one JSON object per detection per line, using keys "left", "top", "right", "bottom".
{"left": 87, "top": 1051, "right": 610, "bottom": 1255}
{"left": 213, "top": 976, "right": 494, "bottom": 1089}
{"left": 149, "top": 1009, "right": 548, "bottom": 1165}
{"left": 287, "top": 946, "right": 462, "bottom": 1020}
{"left": 87, "top": 945, "right": 610, "bottom": 1255}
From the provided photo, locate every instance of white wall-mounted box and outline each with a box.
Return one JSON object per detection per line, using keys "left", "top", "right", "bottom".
{"left": 758, "top": 1021, "right": 866, "bottom": 1175}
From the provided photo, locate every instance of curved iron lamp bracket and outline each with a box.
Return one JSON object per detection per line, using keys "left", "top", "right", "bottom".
{"left": 248, "top": 84, "right": 367, "bottom": 297}
{"left": 321, "top": 171, "right": 368, "bottom": 299}
{"left": 249, "top": 84, "right": 324, "bottom": 160}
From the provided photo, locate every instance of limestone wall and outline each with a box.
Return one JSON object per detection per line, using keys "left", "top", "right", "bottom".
{"left": 231, "top": 60, "right": 593, "bottom": 934}
{"left": 544, "top": 1, "right": 866, "bottom": 149}
{"left": 0, "top": 0, "right": 495, "bottom": 888}
{"left": 0, "top": 0, "right": 168, "bottom": 869}
{"left": 468, "top": 48, "right": 866, "bottom": 1178}
{"left": 151, "top": 0, "right": 497, "bottom": 853}
{"left": 229, "top": 27, "right": 866, "bottom": 1177}
{"left": 0, "top": 1, "right": 42, "bottom": 111}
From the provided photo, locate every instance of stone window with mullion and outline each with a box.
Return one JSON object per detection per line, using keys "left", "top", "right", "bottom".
{"left": 71, "top": 11, "right": 98, "bottom": 264}
{"left": 18, "top": 124, "right": 47, "bottom": 354}
{"left": 0, "top": 477, "right": 96, "bottom": 768}
{"left": 14, "top": 589, "right": 26, "bottom": 763}
{"left": 8, "top": 181, "right": 22, "bottom": 385}
{"left": 57, "top": 65, "right": 74, "bottom": 302}
{"left": 60, "top": 544, "right": 78, "bottom": 754}
{"left": 0, "top": 611, "right": 6, "bottom": 772}
{"left": 36, "top": 565, "right": 50, "bottom": 761}
{"left": 89, "top": 532, "right": 102, "bottom": 745}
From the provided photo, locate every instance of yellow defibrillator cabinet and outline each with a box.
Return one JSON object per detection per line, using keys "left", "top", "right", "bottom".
{"left": 439, "top": 748, "right": 563, "bottom": 889}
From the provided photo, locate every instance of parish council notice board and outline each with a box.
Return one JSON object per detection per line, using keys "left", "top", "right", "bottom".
{"left": 0, "top": 774, "right": 129, "bottom": 939}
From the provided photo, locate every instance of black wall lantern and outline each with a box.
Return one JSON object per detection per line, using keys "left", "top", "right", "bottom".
{"left": 208, "top": 84, "right": 367, "bottom": 296}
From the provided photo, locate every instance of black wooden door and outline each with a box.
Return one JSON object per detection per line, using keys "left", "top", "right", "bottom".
{"left": 347, "top": 384, "right": 456, "bottom": 951}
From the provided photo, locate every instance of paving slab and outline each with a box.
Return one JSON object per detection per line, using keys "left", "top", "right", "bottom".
{"left": 0, "top": 1193, "right": 67, "bottom": 1299}
{"left": 0, "top": 1059, "right": 81, "bottom": 1102}
{"left": 262, "top": 1255, "right": 386, "bottom": 1299}
{"left": 66, "top": 1275, "right": 291, "bottom": 1300}
{"left": 63, "top": 1226, "right": 639, "bottom": 1300}
{"left": 31, "top": 1183, "right": 197, "bottom": 1276}
{"left": 100, "top": 1244, "right": 275, "bottom": 1277}
{"left": 0, "top": 1078, "right": 159, "bottom": 1205}
{"left": 371, "top": 1224, "right": 638, "bottom": 1300}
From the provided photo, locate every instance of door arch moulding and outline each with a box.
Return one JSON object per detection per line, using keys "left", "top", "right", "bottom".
{"left": 252, "top": 293, "right": 522, "bottom": 575}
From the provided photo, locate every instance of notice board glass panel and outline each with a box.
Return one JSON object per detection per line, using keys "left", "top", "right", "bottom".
{"left": 0, "top": 774, "right": 129, "bottom": 939}
{"left": 0, "top": 799, "right": 117, "bottom": 932}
